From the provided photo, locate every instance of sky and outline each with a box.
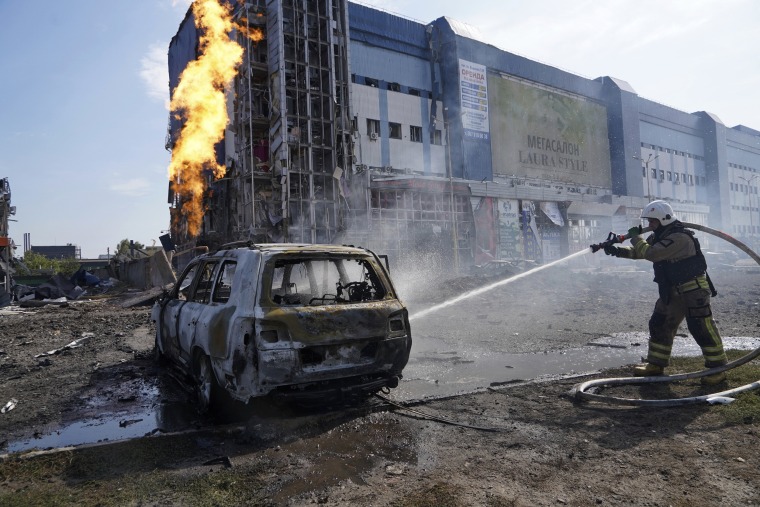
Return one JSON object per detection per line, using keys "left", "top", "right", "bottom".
{"left": 1, "top": 0, "right": 758, "bottom": 258}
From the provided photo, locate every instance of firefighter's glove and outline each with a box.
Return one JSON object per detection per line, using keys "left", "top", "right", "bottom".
{"left": 603, "top": 245, "right": 622, "bottom": 257}
{"left": 627, "top": 225, "right": 643, "bottom": 238}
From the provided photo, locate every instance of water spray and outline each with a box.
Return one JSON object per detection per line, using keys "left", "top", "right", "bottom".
{"left": 410, "top": 223, "right": 655, "bottom": 322}
{"left": 409, "top": 248, "right": 591, "bottom": 322}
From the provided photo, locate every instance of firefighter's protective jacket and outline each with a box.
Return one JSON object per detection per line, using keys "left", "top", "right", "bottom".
{"left": 616, "top": 221, "right": 712, "bottom": 303}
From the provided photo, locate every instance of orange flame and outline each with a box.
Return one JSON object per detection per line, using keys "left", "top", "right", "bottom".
{"left": 234, "top": 19, "right": 264, "bottom": 42}
{"left": 168, "top": 0, "right": 244, "bottom": 238}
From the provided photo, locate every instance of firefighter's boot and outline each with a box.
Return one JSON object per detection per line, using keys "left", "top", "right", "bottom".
{"left": 701, "top": 371, "right": 727, "bottom": 386}
{"left": 633, "top": 363, "right": 664, "bottom": 377}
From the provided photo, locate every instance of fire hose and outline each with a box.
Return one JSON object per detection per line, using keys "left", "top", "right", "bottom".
{"left": 571, "top": 222, "right": 760, "bottom": 406}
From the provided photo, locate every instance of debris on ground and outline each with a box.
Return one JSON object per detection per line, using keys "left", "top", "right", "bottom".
{"left": 1, "top": 399, "right": 17, "bottom": 414}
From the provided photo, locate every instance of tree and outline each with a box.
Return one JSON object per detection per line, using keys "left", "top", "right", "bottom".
{"left": 22, "top": 250, "right": 80, "bottom": 277}
{"left": 115, "top": 239, "right": 146, "bottom": 256}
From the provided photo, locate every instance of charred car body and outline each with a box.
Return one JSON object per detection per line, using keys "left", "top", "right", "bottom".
{"left": 151, "top": 243, "right": 411, "bottom": 410}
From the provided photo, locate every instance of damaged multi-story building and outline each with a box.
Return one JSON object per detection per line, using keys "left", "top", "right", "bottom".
{"left": 166, "top": 1, "right": 760, "bottom": 270}
{"left": 0, "top": 178, "right": 15, "bottom": 297}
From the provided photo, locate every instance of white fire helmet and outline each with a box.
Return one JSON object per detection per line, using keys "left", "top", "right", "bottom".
{"left": 640, "top": 200, "right": 676, "bottom": 226}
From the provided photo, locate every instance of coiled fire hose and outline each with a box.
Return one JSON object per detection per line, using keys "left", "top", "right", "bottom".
{"left": 571, "top": 222, "right": 760, "bottom": 406}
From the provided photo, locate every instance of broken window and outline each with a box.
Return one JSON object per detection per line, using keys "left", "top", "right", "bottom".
{"left": 269, "top": 257, "right": 386, "bottom": 306}
{"left": 367, "top": 119, "right": 380, "bottom": 138}
{"left": 410, "top": 126, "right": 422, "bottom": 143}
{"left": 430, "top": 129, "right": 442, "bottom": 145}
{"left": 176, "top": 263, "right": 202, "bottom": 301}
{"left": 389, "top": 122, "right": 401, "bottom": 140}
{"left": 192, "top": 261, "right": 218, "bottom": 304}
{"left": 212, "top": 261, "right": 236, "bottom": 303}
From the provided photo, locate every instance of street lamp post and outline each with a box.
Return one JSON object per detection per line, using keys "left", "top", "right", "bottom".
{"left": 738, "top": 174, "right": 758, "bottom": 245}
{"left": 633, "top": 153, "right": 659, "bottom": 202}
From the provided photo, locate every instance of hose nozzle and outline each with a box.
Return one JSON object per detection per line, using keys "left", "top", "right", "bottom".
{"left": 590, "top": 226, "right": 653, "bottom": 253}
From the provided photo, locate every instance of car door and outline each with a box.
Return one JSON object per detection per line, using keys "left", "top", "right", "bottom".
{"left": 157, "top": 261, "right": 200, "bottom": 362}
{"left": 175, "top": 260, "right": 219, "bottom": 362}
{"left": 194, "top": 260, "right": 238, "bottom": 360}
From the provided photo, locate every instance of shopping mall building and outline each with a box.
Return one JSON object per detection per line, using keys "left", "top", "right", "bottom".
{"left": 167, "top": 1, "right": 760, "bottom": 268}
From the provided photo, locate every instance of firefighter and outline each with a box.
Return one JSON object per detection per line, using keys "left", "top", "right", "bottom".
{"left": 604, "top": 200, "right": 728, "bottom": 385}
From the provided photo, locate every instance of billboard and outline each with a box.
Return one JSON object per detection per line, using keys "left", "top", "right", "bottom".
{"left": 458, "top": 59, "right": 489, "bottom": 142}
{"left": 489, "top": 75, "right": 611, "bottom": 187}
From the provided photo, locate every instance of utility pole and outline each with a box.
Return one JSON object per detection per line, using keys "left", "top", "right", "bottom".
{"left": 443, "top": 108, "right": 459, "bottom": 273}
{"left": 633, "top": 153, "right": 659, "bottom": 202}
{"left": 738, "top": 174, "right": 758, "bottom": 247}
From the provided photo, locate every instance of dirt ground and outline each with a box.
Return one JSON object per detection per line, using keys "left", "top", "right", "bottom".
{"left": 1, "top": 262, "right": 759, "bottom": 506}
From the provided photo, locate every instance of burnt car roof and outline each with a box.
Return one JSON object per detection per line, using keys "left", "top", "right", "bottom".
{"left": 211, "top": 242, "right": 375, "bottom": 255}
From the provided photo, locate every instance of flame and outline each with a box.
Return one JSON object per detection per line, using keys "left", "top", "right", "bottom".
{"left": 168, "top": 0, "right": 244, "bottom": 238}
{"left": 234, "top": 19, "right": 264, "bottom": 43}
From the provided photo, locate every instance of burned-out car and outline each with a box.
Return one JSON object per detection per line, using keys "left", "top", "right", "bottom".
{"left": 151, "top": 243, "right": 411, "bottom": 410}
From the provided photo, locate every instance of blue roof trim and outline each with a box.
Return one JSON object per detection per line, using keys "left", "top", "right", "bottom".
{"left": 348, "top": 3, "right": 429, "bottom": 59}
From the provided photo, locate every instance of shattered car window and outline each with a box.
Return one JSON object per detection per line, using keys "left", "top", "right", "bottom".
{"left": 212, "top": 261, "right": 236, "bottom": 303}
{"left": 191, "top": 262, "right": 217, "bottom": 304}
{"left": 177, "top": 264, "right": 199, "bottom": 301}
{"left": 269, "top": 257, "right": 386, "bottom": 306}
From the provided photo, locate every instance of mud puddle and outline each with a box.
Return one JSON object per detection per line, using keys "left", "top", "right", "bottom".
{"left": 6, "top": 334, "right": 759, "bottom": 453}
{"left": 5, "top": 376, "right": 201, "bottom": 453}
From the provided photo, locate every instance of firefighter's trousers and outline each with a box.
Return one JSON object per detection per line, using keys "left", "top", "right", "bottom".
{"left": 646, "top": 282, "right": 727, "bottom": 368}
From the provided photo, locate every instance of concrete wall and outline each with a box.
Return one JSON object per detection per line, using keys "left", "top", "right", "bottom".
{"left": 117, "top": 250, "right": 176, "bottom": 290}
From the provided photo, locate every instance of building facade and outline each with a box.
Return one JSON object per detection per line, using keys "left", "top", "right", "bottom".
{"left": 0, "top": 178, "right": 14, "bottom": 294}
{"left": 166, "top": 1, "right": 760, "bottom": 269}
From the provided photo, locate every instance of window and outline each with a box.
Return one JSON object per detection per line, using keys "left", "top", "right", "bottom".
{"left": 177, "top": 264, "right": 199, "bottom": 301}
{"left": 410, "top": 126, "right": 423, "bottom": 143}
{"left": 689, "top": 175, "right": 694, "bottom": 185}
{"left": 682, "top": 173, "right": 687, "bottom": 183}
{"left": 650, "top": 168, "right": 657, "bottom": 179}
{"left": 365, "top": 78, "right": 378, "bottom": 88}
{"left": 408, "top": 88, "right": 420, "bottom": 96}
{"left": 212, "top": 262, "right": 236, "bottom": 303}
{"left": 389, "top": 122, "right": 401, "bottom": 139}
{"left": 388, "top": 82, "right": 400, "bottom": 92}
{"left": 659, "top": 170, "right": 665, "bottom": 180}
{"left": 431, "top": 129, "right": 442, "bottom": 145}
{"left": 642, "top": 167, "right": 646, "bottom": 177}
{"left": 269, "top": 257, "right": 385, "bottom": 305}
{"left": 192, "top": 261, "right": 217, "bottom": 304}
{"left": 366, "top": 119, "right": 380, "bottom": 137}
{"left": 667, "top": 171, "right": 672, "bottom": 181}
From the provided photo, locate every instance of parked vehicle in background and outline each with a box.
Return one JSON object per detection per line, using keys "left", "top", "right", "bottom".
{"left": 151, "top": 242, "right": 411, "bottom": 412}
